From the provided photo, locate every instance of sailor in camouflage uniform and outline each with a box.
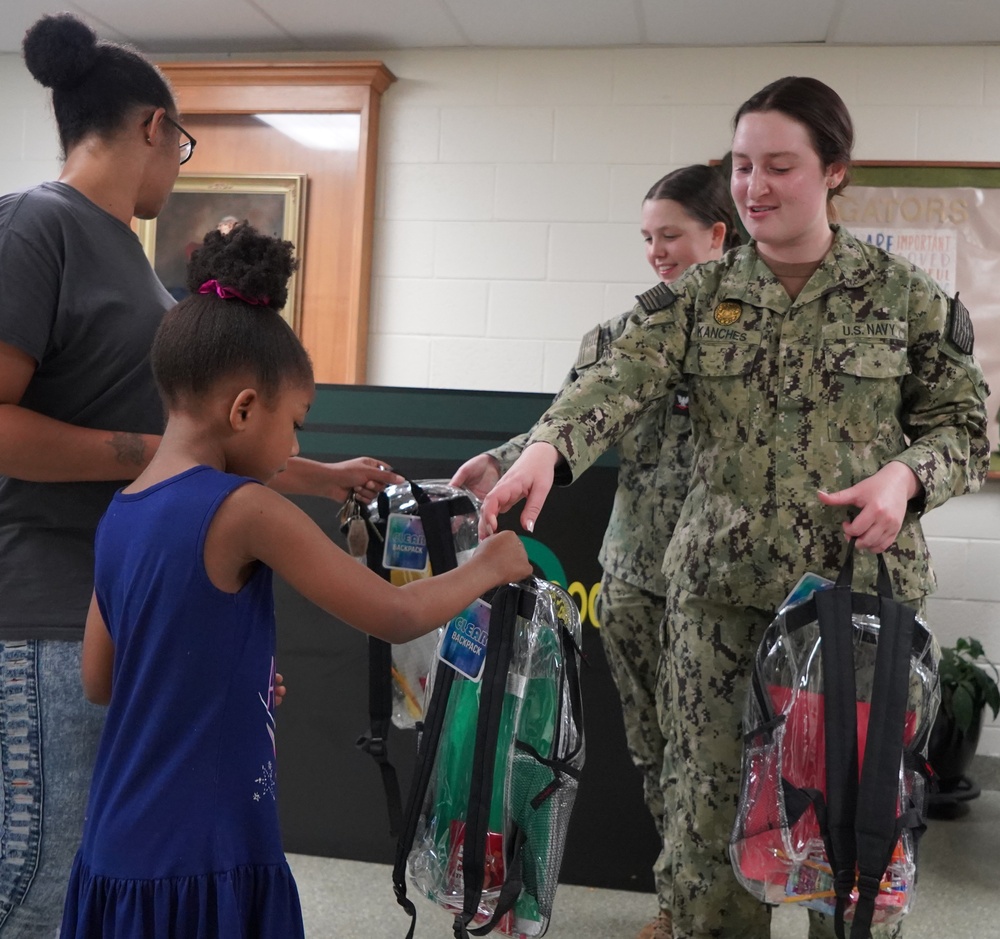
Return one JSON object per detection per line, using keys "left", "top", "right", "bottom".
{"left": 480, "top": 78, "right": 990, "bottom": 939}
{"left": 455, "top": 165, "right": 734, "bottom": 939}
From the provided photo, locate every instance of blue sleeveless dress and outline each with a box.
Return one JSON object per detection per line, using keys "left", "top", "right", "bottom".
{"left": 61, "top": 466, "right": 304, "bottom": 938}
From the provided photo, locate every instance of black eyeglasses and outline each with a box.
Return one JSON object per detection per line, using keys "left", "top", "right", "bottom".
{"left": 145, "top": 112, "right": 197, "bottom": 165}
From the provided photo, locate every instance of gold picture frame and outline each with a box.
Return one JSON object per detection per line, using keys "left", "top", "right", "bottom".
{"left": 137, "top": 173, "right": 307, "bottom": 331}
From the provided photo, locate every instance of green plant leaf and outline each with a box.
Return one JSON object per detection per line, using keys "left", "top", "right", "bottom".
{"left": 951, "top": 683, "right": 976, "bottom": 734}
{"left": 986, "top": 678, "right": 1000, "bottom": 720}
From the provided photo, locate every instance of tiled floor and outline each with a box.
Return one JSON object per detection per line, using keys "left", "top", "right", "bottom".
{"left": 288, "top": 788, "right": 1000, "bottom": 938}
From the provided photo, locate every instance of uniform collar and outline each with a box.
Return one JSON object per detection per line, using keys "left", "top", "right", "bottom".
{"left": 717, "top": 225, "right": 880, "bottom": 312}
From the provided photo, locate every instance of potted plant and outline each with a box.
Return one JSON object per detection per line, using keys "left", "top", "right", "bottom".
{"left": 927, "top": 636, "right": 1000, "bottom": 816}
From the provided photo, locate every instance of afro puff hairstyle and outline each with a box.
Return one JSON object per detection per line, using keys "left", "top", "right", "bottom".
{"left": 152, "top": 222, "right": 312, "bottom": 406}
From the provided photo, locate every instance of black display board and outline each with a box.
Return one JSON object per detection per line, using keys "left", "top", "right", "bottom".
{"left": 274, "top": 384, "right": 659, "bottom": 892}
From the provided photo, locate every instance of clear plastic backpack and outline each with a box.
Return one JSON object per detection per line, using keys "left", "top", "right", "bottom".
{"left": 394, "top": 578, "right": 585, "bottom": 939}
{"left": 730, "top": 542, "right": 939, "bottom": 939}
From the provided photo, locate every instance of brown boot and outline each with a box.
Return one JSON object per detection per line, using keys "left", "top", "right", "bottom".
{"left": 636, "top": 909, "right": 673, "bottom": 939}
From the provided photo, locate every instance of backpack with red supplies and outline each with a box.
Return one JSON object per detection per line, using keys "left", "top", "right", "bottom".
{"left": 729, "top": 540, "right": 939, "bottom": 939}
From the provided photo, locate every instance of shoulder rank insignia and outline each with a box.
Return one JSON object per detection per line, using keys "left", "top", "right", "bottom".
{"left": 575, "top": 325, "right": 601, "bottom": 370}
{"left": 948, "top": 292, "right": 974, "bottom": 355}
{"left": 636, "top": 282, "right": 676, "bottom": 314}
{"left": 714, "top": 301, "right": 742, "bottom": 326}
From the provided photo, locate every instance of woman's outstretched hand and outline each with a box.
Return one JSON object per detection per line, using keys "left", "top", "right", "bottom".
{"left": 817, "top": 461, "right": 923, "bottom": 553}
{"left": 478, "top": 442, "right": 560, "bottom": 540}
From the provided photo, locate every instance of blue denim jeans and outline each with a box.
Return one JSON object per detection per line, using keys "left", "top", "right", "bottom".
{"left": 0, "top": 641, "right": 104, "bottom": 937}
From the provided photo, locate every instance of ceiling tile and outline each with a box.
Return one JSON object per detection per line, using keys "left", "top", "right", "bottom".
{"left": 442, "top": 0, "right": 642, "bottom": 47}
{"left": 46, "top": 0, "right": 295, "bottom": 54}
{"left": 253, "top": 0, "right": 467, "bottom": 50}
{"left": 639, "top": 0, "right": 839, "bottom": 46}
{"left": 832, "top": 0, "right": 1000, "bottom": 45}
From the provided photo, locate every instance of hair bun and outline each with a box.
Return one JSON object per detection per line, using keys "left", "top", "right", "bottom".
{"left": 186, "top": 222, "right": 298, "bottom": 313}
{"left": 23, "top": 13, "right": 100, "bottom": 90}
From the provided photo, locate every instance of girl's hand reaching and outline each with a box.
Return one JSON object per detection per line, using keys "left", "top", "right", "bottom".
{"left": 472, "top": 529, "right": 533, "bottom": 585}
{"left": 449, "top": 453, "right": 501, "bottom": 500}
{"left": 328, "top": 457, "right": 404, "bottom": 504}
{"left": 273, "top": 456, "right": 403, "bottom": 503}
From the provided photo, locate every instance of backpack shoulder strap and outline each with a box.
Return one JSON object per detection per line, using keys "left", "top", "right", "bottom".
{"left": 392, "top": 652, "right": 458, "bottom": 939}
{"left": 358, "top": 481, "right": 471, "bottom": 837}
{"left": 814, "top": 579, "right": 860, "bottom": 939}
{"left": 452, "top": 583, "right": 528, "bottom": 939}
{"left": 356, "top": 499, "right": 403, "bottom": 835}
{"left": 851, "top": 562, "right": 917, "bottom": 939}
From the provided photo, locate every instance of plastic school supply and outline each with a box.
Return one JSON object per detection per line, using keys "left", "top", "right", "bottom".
{"left": 394, "top": 577, "right": 585, "bottom": 939}
{"left": 358, "top": 479, "right": 481, "bottom": 836}
{"left": 730, "top": 540, "right": 940, "bottom": 939}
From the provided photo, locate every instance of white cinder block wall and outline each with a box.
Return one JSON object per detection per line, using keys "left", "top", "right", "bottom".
{"left": 1, "top": 45, "right": 998, "bottom": 751}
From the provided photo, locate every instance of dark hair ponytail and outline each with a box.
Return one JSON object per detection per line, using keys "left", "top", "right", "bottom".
{"left": 22, "top": 13, "right": 175, "bottom": 156}
{"left": 644, "top": 164, "right": 740, "bottom": 251}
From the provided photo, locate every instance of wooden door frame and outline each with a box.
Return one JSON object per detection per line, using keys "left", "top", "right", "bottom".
{"left": 159, "top": 61, "right": 396, "bottom": 383}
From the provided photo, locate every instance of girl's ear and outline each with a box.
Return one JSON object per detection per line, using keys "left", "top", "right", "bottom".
{"left": 228, "top": 388, "right": 258, "bottom": 431}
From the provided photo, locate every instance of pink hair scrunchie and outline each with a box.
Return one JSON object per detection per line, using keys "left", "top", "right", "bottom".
{"left": 198, "top": 279, "right": 270, "bottom": 306}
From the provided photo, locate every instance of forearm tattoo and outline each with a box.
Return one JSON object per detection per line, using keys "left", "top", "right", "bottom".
{"left": 108, "top": 432, "right": 146, "bottom": 468}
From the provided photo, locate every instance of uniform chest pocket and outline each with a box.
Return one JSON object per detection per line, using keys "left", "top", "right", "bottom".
{"left": 683, "top": 340, "right": 759, "bottom": 441}
{"left": 824, "top": 339, "right": 910, "bottom": 442}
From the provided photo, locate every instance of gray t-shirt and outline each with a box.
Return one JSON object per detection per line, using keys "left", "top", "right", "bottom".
{"left": 0, "top": 181, "right": 172, "bottom": 639}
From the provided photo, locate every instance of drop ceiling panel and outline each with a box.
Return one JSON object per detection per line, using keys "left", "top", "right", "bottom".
{"left": 13, "top": 0, "right": 296, "bottom": 54}
{"left": 639, "top": 0, "right": 839, "bottom": 46}
{"left": 254, "top": 0, "right": 468, "bottom": 50}
{"left": 831, "top": 0, "right": 1000, "bottom": 45}
{"left": 442, "top": 0, "right": 643, "bottom": 47}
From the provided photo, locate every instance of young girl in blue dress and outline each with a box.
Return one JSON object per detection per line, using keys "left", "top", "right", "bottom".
{"left": 60, "top": 223, "right": 531, "bottom": 939}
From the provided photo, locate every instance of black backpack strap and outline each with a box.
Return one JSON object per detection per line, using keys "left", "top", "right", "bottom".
{"left": 814, "top": 540, "right": 861, "bottom": 939}
{"left": 358, "top": 480, "right": 469, "bottom": 837}
{"left": 413, "top": 490, "right": 460, "bottom": 576}
{"left": 851, "top": 556, "right": 916, "bottom": 939}
{"left": 452, "top": 583, "right": 522, "bottom": 939}
{"left": 356, "top": 496, "right": 403, "bottom": 835}
{"left": 392, "top": 656, "right": 458, "bottom": 939}
{"left": 356, "top": 635, "right": 405, "bottom": 837}
{"left": 465, "top": 824, "right": 527, "bottom": 937}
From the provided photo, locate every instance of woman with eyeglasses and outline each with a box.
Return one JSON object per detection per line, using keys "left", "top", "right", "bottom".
{"left": 0, "top": 14, "right": 398, "bottom": 933}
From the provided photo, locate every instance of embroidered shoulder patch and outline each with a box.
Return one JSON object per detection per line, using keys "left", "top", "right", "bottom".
{"left": 948, "top": 293, "right": 974, "bottom": 355}
{"left": 575, "top": 325, "right": 601, "bottom": 369}
{"left": 636, "top": 282, "right": 676, "bottom": 314}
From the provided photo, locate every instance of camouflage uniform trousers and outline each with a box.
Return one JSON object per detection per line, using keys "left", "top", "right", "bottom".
{"left": 659, "top": 583, "right": 920, "bottom": 939}
{"left": 593, "top": 572, "right": 671, "bottom": 913}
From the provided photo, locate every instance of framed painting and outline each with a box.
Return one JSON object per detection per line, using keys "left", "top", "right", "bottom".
{"left": 137, "top": 173, "right": 307, "bottom": 330}
{"left": 840, "top": 163, "right": 1000, "bottom": 477}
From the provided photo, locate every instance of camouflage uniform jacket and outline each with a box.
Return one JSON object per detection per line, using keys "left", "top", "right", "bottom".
{"left": 490, "top": 312, "right": 693, "bottom": 596}
{"left": 526, "top": 225, "right": 990, "bottom": 611}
